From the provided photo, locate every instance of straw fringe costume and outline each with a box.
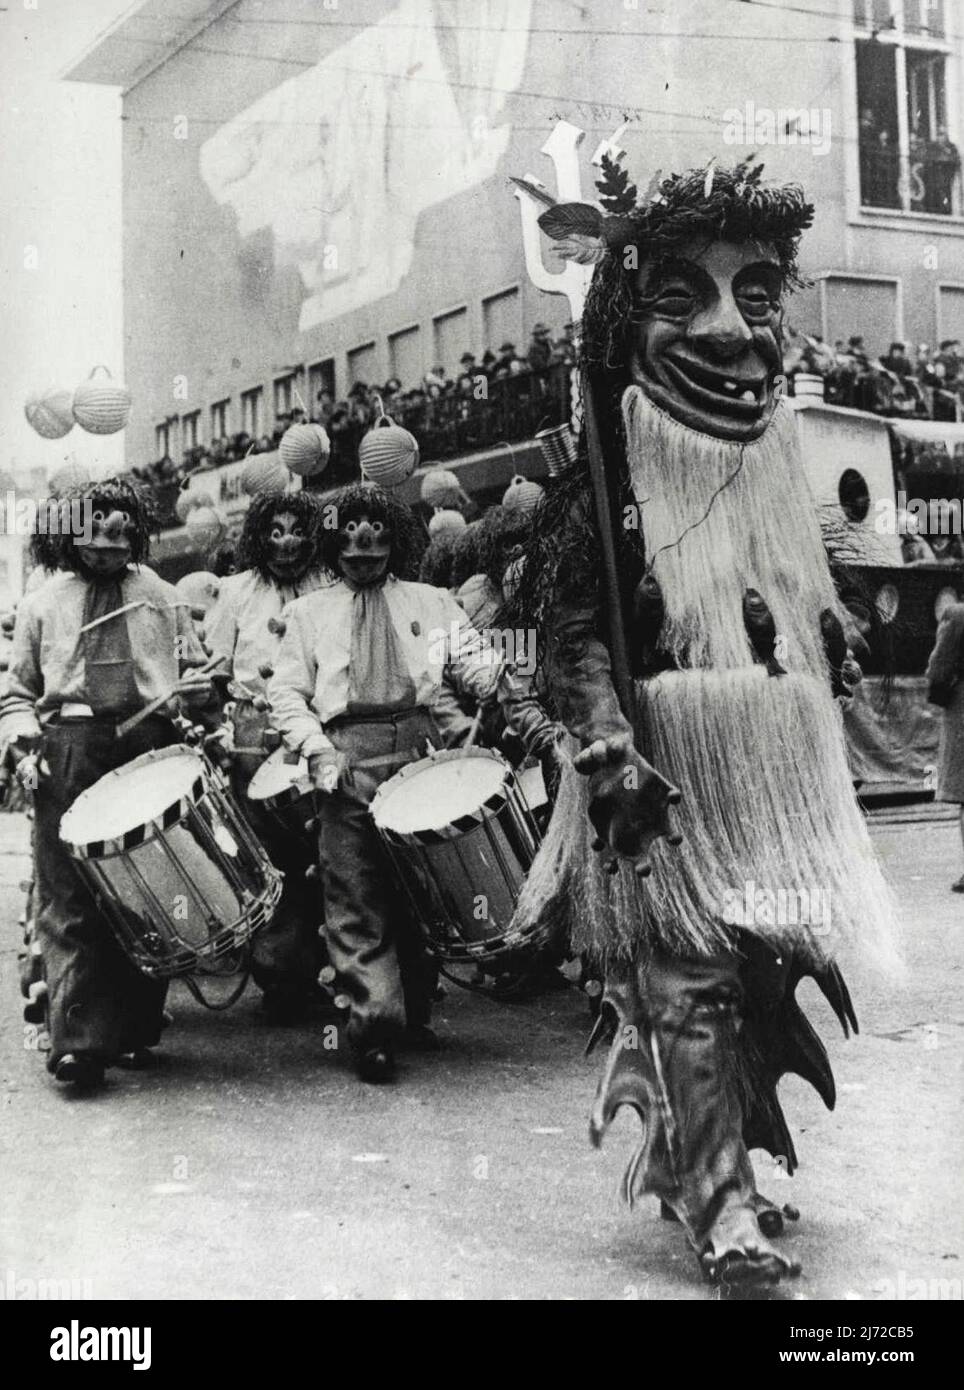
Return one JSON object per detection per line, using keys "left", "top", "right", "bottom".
{"left": 509, "top": 161, "right": 900, "bottom": 1283}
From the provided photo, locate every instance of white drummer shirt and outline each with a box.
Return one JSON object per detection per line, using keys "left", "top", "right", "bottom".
{"left": 204, "top": 567, "right": 331, "bottom": 697}
{"left": 268, "top": 577, "right": 501, "bottom": 757}
{"left": 0, "top": 566, "right": 208, "bottom": 744}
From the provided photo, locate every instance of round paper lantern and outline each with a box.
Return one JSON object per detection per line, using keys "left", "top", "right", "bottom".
{"left": 502, "top": 474, "right": 544, "bottom": 517}
{"left": 47, "top": 458, "right": 91, "bottom": 497}
{"left": 72, "top": 365, "right": 132, "bottom": 436}
{"left": 175, "top": 487, "right": 213, "bottom": 524}
{"left": 280, "top": 423, "right": 329, "bottom": 478}
{"left": 24, "top": 388, "right": 74, "bottom": 440}
{"left": 359, "top": 415, "right": 419, "bottom": 488}
{"left": 428, "top": 508, "right": 467, "bottom": 537}
{"left": 420, "top": 468, "right": 461, "bottom": 509}
{"left": 175, "top": 570, "right": 220, "bottom": 616}
{"left": 242, "top": 451, "right": 289, "bottom": 496}
{"left": 185, "top": 504, "right": 226, "bottom": 550}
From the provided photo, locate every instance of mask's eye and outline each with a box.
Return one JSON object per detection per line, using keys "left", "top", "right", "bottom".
{"left": 117, "top": 511, "right": 131, "bottom": 527}
{"left": 291, "top": 525, "right": 305, "bottom": 539}
{"left": 91, "top": 509, "right": 106, "bottom": 525}
{"left": 650, "top": 284, "right": 697, "bottom": 317}
{"left": 737, "top": 285, "right": 777, "bottom": 321}
{"left": 370, "top": 521, "right": 384, "bottom": 536}
{"left": 344, "top": 521, "right": 359, "bottom": 535}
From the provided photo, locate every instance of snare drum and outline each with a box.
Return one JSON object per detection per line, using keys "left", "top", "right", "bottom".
{"left": 60, "top": 746, "right": 282, "bottom": 979}
{"left": 246, "top": 745, "right": 316, "bottom": 852}
{"left": 370, "top": 747, "right": 548, "bottom": 968}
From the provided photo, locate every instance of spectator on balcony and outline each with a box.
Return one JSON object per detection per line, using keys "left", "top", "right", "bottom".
{"left": 881, "top": 342, "right": 912, "bottom": 378}
{"left": 480, "top": 349, "right": 497, "bottom": 379}
{"left": 552, "top": 323, "right": 576, "bottom": 365}
{"left": 424, "top": 365, "right": 448, "bottom": 393}
{"left": 527, "top": 322, "right": 553, "bottom": 373}
{"left": 315, "top": 389, "right": 335, "bottom": 427}
{"left": 936, "top": 340, "right": 961, "bottom": 385}
{"left": 491, "top": 342, "right": 521, "bottom": 382}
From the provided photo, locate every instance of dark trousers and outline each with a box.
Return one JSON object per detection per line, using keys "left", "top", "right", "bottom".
{"left": 230, "top": 701, "right": 326, "bottom": 1000}
{"left": 317, "top": 710, "right": 438, "bottom": 1052}
{"left": 33, "top": 717, "right": 174, "bottom": 1071}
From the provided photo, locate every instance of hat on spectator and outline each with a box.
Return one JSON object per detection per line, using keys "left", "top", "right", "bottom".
{"left": 499, "top": 341, "right": 516, "bottom": 353}
{"left": 532, "top": 322, "right": 550, "bottom": 337}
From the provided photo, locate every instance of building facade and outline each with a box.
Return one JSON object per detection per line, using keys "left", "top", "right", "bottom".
{"left": 65, "top": 0, "right": 964, "bottom": 472}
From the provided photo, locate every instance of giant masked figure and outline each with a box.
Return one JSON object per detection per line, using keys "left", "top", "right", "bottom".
{"left": 510, "top": 160, "right": 899, "bottom": 1285}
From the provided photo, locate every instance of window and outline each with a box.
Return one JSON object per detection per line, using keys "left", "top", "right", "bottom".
{"left": 821, "top": 273, "right": 900, "bottom": 351}
{"left": 308, "top": 358, "right": 336, "bottom": 415}
{"left": 182, "top": 411, "right": 200, "bottom": 451}
{"left": 240, "top": 386, "right": 263, "bottom": 437}
{"left": 347, "top": 342, "right": 376, "bottom": 388}
{"left": 854, "top": 0, "right": 959, "bottom": 215}
{"left": 274, "top": 372, "right": 305, "bottom": 420}
{"left": 155, "top": 422, "right": 172, "bottom": 458}
{"left": 210, "top": 398, "right": 230, "bottom": 439}
{"left": 388, "top": 326, "right": 422, "bottom": 386}
{"left": 483, "top": 287, "right": 522, "bottom": 357}
{"left": 432, "top": 307, "right": 469, "bottom": 379}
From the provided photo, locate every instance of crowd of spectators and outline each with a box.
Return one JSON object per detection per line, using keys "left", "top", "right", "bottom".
{"left": 786, "top": 328, "right": 964, "bottom": 422}
{"left": 131, "top": 322, "right": 577, "bottom": 506}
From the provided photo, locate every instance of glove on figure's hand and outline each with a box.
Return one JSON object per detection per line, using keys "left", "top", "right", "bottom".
{"left": 573, "top": 732, "right": 682, "bottom": 879}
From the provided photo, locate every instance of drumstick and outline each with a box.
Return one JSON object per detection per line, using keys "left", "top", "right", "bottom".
{"left": 114, "top": 653, "right": 227, "bottom": 738}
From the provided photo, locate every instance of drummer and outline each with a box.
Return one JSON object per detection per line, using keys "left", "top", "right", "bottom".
{"left": 0, "top": 478, "right": 217, "bottom": 1090}
{"left": 205, "top": 491, "right": 332, "bottom": 1022}
{"left": 268, "top": 484, "right": 556, "bottom": 1084}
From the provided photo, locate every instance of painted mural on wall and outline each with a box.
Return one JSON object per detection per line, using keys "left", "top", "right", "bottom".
{"left": 199, "top": 0, "right": 532, "bottom": 332}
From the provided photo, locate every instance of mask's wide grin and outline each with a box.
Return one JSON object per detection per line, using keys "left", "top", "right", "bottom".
{"left": 660, "top": 350, "right": 768, "bottom": 420}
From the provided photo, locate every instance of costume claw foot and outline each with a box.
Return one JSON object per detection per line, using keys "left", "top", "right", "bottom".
{"left": 699, "top": 1206, "right": 801, "bottom": 1286}
{"left": 752, "top": 1191, "right": 800, "bottom": 1237}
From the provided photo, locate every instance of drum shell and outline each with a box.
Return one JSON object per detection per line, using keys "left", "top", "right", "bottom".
{"left": 374, "top": 754, "right": 542, "bottom": 965}
{"left": 64, "top": 754, "right": 282, "bottom": 979}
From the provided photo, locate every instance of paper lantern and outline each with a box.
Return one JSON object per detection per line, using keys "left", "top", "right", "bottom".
{"left": 72, "top": 366, "right": 132, "bottom": 436}
{"left": 24, "top": 388, "right": 74, "bottom": 440}
{"left": 175, "top": 488, "right": 213, "bottom": 524}
{"left": 420, "top": 468, "right": 462, "bottom": 508}
{"left": 428, "top": 508, "right": 467, "bottom": 537}
{"left": 280, "top": 423, "right": 329, "bottom": 478}
{"left": 502, "top": 474, "right": 544, "bottom": 517}
{"left": 185, "top": 504, "right": 226, "bottom": 550}
{"left": 47, "top": 459, "right": 91, "bottom": 497}
{"left": 359, "top": 415, "right": 419, "bottom": 488}
{"left": 241, "top": 452, "right": 289, "bottom": 496}
{"left": 175, "top": 570, "right": 220, "bottom": 616}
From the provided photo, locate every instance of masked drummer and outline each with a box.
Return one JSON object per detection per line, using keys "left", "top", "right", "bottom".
{"left": 268, "top": 484, "right": 556, "bottom": 1084}
{"left": 0, "top": 478, "right": 217, "bottom": 1090}
{"left": 204, "top": 491, "right": 332, "bottom": 1022}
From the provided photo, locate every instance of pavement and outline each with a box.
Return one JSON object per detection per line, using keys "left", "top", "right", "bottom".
{"left": 0, "top": 811, "right": 961, "bottom": 1302}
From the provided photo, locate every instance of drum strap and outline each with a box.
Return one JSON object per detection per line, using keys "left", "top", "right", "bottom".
{"left": 181, "top": 957, "right": 252, "bottom": 1011}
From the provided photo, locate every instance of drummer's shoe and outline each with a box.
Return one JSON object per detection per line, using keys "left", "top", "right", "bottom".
{"left": 401, "top": 1024, "right": 441, "bottom": 1053}
{"left": 356, "top": 1045, "right": 396, "bottom": 1084}
{"left": 54, "top": 1053, "right": 105, "bottom": 1089}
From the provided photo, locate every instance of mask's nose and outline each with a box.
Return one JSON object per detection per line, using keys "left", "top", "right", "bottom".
{"left": 101, "top": 510, "right": 129, "bottom": 544}
{"left": 351, "top": 522, "right": 377, "bottom": 551}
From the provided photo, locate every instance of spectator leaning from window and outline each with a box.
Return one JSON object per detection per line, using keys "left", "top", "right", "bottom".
{"left": 480, "top": 349, "right": 497, "bottom": 378}
{"left": 926, "top": 598, "right": 964, "bottom": 891}
{"left": 881, "top": 341, "right": 911, "bottom": 378}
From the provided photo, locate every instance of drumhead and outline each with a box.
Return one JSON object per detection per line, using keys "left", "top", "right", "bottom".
{"left": 61, "top": 746, "right": 206, "bottom": 848}
{"left": 373, "top": 750, "right": 507, "bottom": 835}
{"left": 247, "top": 747, "right": 311, "bottom": 804}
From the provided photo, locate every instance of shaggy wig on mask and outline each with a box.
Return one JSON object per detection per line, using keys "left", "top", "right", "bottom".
{"left": 57, "top": 475, "right": 154, "bottom": 573}
{"left": 236, "top": 490, "right": 324, "bottom": 581}
{"left": 319, "top": 483, "right": 426, "bottom": 580}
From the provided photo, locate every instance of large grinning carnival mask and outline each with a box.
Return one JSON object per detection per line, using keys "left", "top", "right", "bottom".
{"left": 631, "top": 237, "right": 784, "bottom": 442}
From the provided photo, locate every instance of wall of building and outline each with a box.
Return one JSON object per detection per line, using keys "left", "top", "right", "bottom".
{"left": 117, "top": 0, "right": 964, "bottom": 467}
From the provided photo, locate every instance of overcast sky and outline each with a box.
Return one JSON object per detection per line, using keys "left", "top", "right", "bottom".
{"left": 1, "top": 0, "right": 135, "bottom": 487}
